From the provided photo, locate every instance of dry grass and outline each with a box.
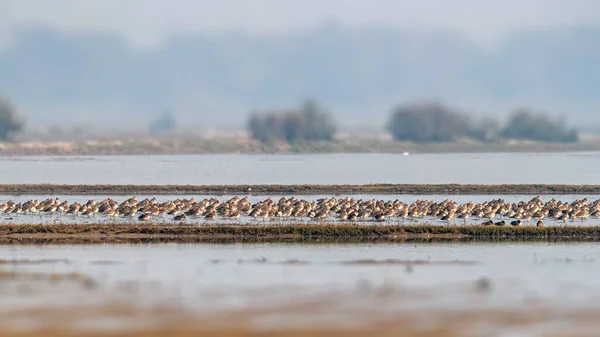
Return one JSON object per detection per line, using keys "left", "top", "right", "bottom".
{"left": 1, "top": 183, "right": 600, "bottom": 195}
{"left": 0, "top": 223, "right": 600, "bottom": 242}
{"left": 3, "top": 236, "right": 594, "bottom": 245}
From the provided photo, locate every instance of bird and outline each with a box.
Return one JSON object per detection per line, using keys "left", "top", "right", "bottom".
{"left": 536, "top": 220, "right": 544, "bottom": 227}
{"left": 494, "top": 220, "right": 506, "bottom": 226}
{"left": 510, "top": 220, "right": 522, "bottom": 227}
{"left": 481, "top": 220, "right": 494, "bottom": 226}
{"left": 374, "top": 213, "right": 385, "bottom": 222}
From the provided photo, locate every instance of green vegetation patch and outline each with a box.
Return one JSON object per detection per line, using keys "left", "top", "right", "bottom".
{"left": 2, "top": 223, "right": 600, "bottom": 240}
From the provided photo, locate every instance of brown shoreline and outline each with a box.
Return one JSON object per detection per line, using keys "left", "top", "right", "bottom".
{"left": 2, "top": 136, "right": 600, "bottom": 156}
{"left": 2, "top": 184, "right": 600, "bottom": 195}
{"left": 1, "top": 224, "right": 600, "bottom": 244}
{"left": 1, "top": 302, "right": 596, "bottom": 337}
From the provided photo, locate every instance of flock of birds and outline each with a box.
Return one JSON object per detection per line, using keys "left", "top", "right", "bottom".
{"left": 0, "top": 195, "right": 599, "bottom": 226}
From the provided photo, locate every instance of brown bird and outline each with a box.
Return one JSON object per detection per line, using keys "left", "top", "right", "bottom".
{"left": 536, "top": 220, "right": 544, "bottom": 227}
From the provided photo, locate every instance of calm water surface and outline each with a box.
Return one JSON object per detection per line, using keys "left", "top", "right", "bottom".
{"left": 2, "top": 152, "right": 600, "bottom": 185}
{"left": 2, "top": 242, "right": 600, "bottom": 335}
{"left": 1, "top": 242, "right": 600, "bottom": 311}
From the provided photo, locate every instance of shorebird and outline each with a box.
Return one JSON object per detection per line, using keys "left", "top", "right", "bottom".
{"left": 173, "top": 214, "right": 186, "bottom": 221}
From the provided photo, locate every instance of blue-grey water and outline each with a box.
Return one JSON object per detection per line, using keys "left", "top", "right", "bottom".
{"left": 1, "top": 243, "right": 599, "bottom": 315}
{"left": 1, "top": 152, "right": 600, "bottom": 185}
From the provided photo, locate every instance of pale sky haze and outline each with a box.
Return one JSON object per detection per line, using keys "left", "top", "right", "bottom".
{"left": 4, "top": 0, "right": 600, "bottom": 46}
{"left": 2, "top": 0, "right": 600, "bottom": 128}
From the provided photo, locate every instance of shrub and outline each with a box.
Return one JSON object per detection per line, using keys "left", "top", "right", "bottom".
{"left": 0, "top": 96, "right": 24, "bottom": 141}
{"left": 386, "top": 101, "right": 473, "bottom": 142}
{"left": 248, "top": 100, "right": 336, "bottom": 142}
{"left": 469, "top": 117, "right": 501, "bottom": 143}
{"left": 386, "top": 101, "right": 578, "bottom": 144}
{"left": 501, "top": 108, "right": 578, "bottom": 143}
{"left": 149, "top": 111, "right": 176, "bottom": 135}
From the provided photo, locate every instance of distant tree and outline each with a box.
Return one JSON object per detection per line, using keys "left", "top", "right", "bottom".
{"left": 386, "top": 101, "right": 473, "bottom": 142}
{"left": 469, "top": 117, "right": 501, "bottom": 143}
{"left": 148, "top": 111, "right": 176, "bottom": 135}
{"left": 248, "top": 100, "right": 337, "bottom": 142}
{"left": 300, "top": 100, "right": 337, "bottom": 141}
{"left": 386, "top": 102, "right": 578, "bottom": 144}
{"left": 501, "top": 108, "right": 578, "bottom": 143}
{"left": 0, "top": 96, "right": 24, "bottom": 141}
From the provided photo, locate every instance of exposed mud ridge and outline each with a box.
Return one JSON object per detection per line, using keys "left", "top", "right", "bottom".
{"left": 0, "top": 270, "right": 97, "bottom": 289}
{"left": 207, "top": 257, "right": 478, "bottom": 266}
{"left": 2, "top": 137, "right": 600, "bottom": 156}
{"left": 3, "top": 236, "right": 599, "bottom": 245}
{"left": 3, "top": 184, "right": 600, "bottom": 195}
{"left": 0, "top": 258, "right": 70, "bottom": 265}
{"left": 1, "top": 295, "right": 600, "bottom": 336}
{"left": 1, "top": 224, "right": 600, "bottom": 242}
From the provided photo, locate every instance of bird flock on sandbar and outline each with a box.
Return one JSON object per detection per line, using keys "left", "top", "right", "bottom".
{"left": 0, "top": 195, "right": 598, "bottom": 226}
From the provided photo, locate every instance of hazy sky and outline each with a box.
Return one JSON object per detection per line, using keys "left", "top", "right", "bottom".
{"left": 5, "top": 0, "right": 600, "bottom": 46}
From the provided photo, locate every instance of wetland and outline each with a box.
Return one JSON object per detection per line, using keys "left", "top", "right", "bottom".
{"left": 4, "top": 153, "right": 600, "bottom": 336}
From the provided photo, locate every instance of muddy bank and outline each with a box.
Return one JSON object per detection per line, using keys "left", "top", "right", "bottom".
{"left": 1, "top": 224, "right": 600, "bottom": 242}
{"left": 3, "top": 236, "right": 598, "bottom": 245}
{"left": 3, "top": 137, "right": 600, "bottom": 156}
{"left": 0, "top": 296, "right": 598, "bottom": 337}
{"left": 2, "top": 183, "right": 600, "bottom": 195}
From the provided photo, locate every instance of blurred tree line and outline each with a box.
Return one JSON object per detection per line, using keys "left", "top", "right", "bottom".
{"left": 0, "top": 94, "right": 581, "bottom": 144}
{"left": 385, "top": 102, "right": 578, "bottom": 143}
{"left": 247, "top": 100, "right": 579, "bottom": 144}
{"left": 248, "top": 100, "right": 336, "bottom": 142}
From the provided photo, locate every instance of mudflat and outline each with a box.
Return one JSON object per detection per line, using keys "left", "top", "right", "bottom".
{"left": 0, "top": 223, "right": 599, "bottom": 243}
{"left": 1, "top": 184, "right": 600, "bottom": 195}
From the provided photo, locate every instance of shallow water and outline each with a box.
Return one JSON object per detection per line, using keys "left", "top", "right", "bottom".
{"left": 1, "top": 242, "right": 600, "bottom": 312}
{"left": 2, "top": 152, "right": 600, "bottom": 185}
{"left": 4, "top": 242, "right": 600, "bottom": 336}
{"left": 1, "top": 193, "right": 598, "bottom": 226}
